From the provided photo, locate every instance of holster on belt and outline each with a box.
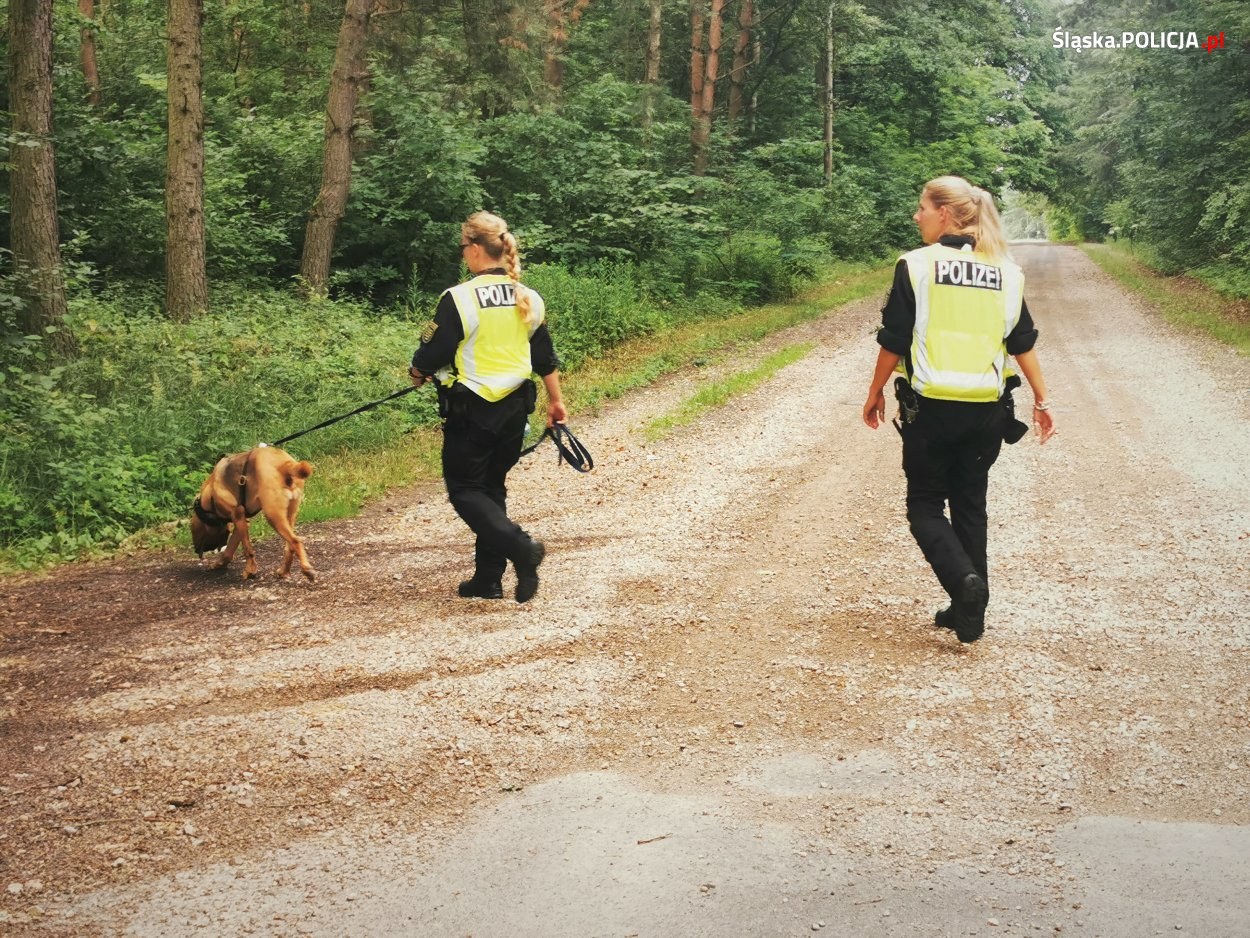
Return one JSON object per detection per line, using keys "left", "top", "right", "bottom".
{"left": 893, "top": 376, "right": 920, "bottom": 435}
{"left": 436, "top": 382, "right": 471, "bottom": 420}
{"left": 1001, "top": 374, "right": 1029, "bottom": 444}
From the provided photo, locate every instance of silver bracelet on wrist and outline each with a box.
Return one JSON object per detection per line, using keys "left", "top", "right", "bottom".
{"left": 1033, "top": 400, "right": 1050, "bottom": 412}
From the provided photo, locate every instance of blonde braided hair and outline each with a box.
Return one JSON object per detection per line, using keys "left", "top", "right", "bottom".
{"left": 462, "top": 211, "right": 535, "bottom": 325}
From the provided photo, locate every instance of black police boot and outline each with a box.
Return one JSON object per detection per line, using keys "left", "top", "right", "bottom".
{"left": 934, "top": 606, "right": 955, "bottom": 631}
{"left": 514, "top": 538, "right": 546, "bottom": 604}
{"left": 458, "top": 577, "right": 503, "bottom": 599}
{"left": 953, "top": 572, "right": 989, "bottom": 644}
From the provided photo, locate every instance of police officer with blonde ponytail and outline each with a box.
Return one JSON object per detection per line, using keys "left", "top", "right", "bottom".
{"left": 410, "top": 211, "right": 567, "bottom": 603}
{"left": 862, "top": 176, "right": 1055, "bottom": 643}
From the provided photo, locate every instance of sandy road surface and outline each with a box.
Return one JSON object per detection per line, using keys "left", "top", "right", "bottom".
{"left": 2, "top": 244, "right": 1249, "bottom": 937}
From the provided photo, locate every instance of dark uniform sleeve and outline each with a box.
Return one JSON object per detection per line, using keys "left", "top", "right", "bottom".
{"left": 1005, "top": 298, "right": 1039, "bottom": 356}
{"left": 411, "top": 292, "right": 464, "bottom": 375}
{"left": 876, "top": 259, "right": 915, "bottom": 356}
{"left": 529, "top": 323, "right": 561, "bottom": 377}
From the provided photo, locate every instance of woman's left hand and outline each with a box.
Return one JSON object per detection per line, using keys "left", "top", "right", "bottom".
{"left": 548, "top": 400, "right": 568, "bottom": 426}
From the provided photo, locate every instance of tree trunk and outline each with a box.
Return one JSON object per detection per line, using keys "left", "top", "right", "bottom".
{"left": 645, "top": 0, "right": 662, "bottom": 85}
{"left": 822, "top": 0, "right": 835, "bottom": 185}
{"left": 749, "top": 30, "right": 760, "bottom": 134}
{"left": 8, "top": 0, "right": 72, "bottom": 355}
{"left": 692, "top": 0, "right": 724, "bottom": 175}
{"left": 642, "top": 0, "right": 661, "bottom": 131}
{"left": 79, "top": 0, "right": 102, "bottom": 106}
{"left": 165, "top": 0, "right": 208, "bottom": 321}
{"left": 689, "top": 0, "right": 705, "bottom": 119}
{"left": 543, "top": 0, "right": 589, "bottom": 94}
{"left": 727, "top": 0, "right": 751, "bottom": 128}
{"left": 544, "top": 0, "right": 566, "bottom": 91}
{"left": 299, "top": 0, "right": 374, "bottom": 299}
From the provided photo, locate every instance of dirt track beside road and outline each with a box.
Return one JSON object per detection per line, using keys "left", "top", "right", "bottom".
{"left": 2, "top": 244, "right": 1249, "bottom": 937}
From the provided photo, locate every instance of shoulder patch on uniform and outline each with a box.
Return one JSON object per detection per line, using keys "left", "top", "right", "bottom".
{"left": 420, "top": 320, "right": 438, "bottom": 343}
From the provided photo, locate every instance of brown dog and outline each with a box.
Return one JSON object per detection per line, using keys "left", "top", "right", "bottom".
{"left": 190, "top": 445, "right": 315, "bottom": 580}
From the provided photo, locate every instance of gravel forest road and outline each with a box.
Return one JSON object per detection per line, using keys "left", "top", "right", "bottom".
{"left": 2, "top": 243, "right": 1249, "bottom": 938}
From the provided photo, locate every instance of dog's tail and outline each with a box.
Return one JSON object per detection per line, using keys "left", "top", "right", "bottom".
{"left": 282, "top": 460, "right": 314, "bottom": 488}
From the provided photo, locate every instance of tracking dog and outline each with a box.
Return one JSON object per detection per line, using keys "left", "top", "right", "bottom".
{"left": 190, "top": 445, "right": 315, "bottom": 580}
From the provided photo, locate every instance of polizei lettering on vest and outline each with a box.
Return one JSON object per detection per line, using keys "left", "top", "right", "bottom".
{"left": 934, "top": 258, "right": 1003, "bottom": 291}
{"left": 475, "top": 282, "right": 517, "bottom": 309}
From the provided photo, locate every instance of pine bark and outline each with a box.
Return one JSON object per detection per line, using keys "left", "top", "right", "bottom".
{"left": 642, "top": 0, "right": 662, "bottom": 131}
{"left": 299, "top": 0, "right": 375, "bottom": 299}
{"left": 79, "top": 0, "right": 102, "bottom": 106}
{"left": 727, "top": 0, "right": 752, "bottom": 127}
{"left": 544, "top": 0, "right": 566, "bottom": 90}
{"left": 645, "top": 0, "right": 662, "bottom": 86}
{"left": 165, "top": 0, "right": 208, "bottom": 321}
{"left": 823, "top": 0, "right": 835, "bottom": 185}
{"left": 689, "top": 0, "right": 705, "bottom": 119}
{"left": 749, "top": 30, "right": 760, "bottom": 134}
{"left": 692, "top": 0, "right": 724, "bottom": 175}
{"left": 8, "top": 0, "right": 72, "bottom": 354}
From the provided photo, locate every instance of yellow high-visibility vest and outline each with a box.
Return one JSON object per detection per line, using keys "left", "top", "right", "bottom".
{"left": 436, "top": 274, "right": 546, "bottom": 402}
{"left": 902, "top": 242, "right": 1024, "bottom": 402}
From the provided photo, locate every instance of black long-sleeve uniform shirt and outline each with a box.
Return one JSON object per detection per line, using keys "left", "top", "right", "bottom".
{"left": 411, "top": 268, "right": 561, "bottom": 378}
{"left": 876, "top": 235, "right": 1038, "bottom": 368}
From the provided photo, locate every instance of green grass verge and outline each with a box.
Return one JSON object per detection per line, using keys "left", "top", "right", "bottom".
{"left": 644, "top": 342, "right": 816, "bottom": 440}
{"left": 1081, "top": 242, "right": 1250, "bottom": 355}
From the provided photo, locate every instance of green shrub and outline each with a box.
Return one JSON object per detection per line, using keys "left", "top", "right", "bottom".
{"left": 0, "top": 287, "right": 433, "bottom": 556}
{"left": 525, "top": 262, "right": 664, "bottom": 366}
{"left": 690, "top": 232, "right": 818, "bottom": 304}
{"left": 0, "top": 258, "right": 718, "bottom": 559}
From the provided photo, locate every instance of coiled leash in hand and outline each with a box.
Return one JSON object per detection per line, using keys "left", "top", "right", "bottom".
{"left": 520, "top": 423, "right": 594, "bottom": 472}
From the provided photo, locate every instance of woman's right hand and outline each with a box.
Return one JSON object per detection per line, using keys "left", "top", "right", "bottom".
{"left": 1033, "top": 404, "right": 1056, "bottom": 444}
{"left": 548, "top": 400, "right": 568, "bottom": 427}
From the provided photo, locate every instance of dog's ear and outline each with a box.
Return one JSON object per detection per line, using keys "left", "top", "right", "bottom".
{"left": 190, "top": 517, "right": 229, "bottom": 555}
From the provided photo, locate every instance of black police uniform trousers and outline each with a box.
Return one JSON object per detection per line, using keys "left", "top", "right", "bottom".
{"left": 441, "top": 384, "right": 534, "bottom": 583}
{"left": 900, "top": 396, "right": 1004, "bottom": 602}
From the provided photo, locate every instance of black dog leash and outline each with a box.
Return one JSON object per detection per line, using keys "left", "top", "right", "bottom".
{"left": 261, "top": 385, "right": 592, "bottom": 471}
{"left": 269, "top": 386, "right": 418, "bottom": 447}
{"left": 520, "top": 423, "right": 594, "bottom": 472}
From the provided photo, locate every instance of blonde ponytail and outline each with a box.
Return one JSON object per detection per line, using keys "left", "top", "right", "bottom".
{"left": 970, "top": 187, "right": 1009, "bottom": 262}
{"left": 462, "top": 211, "right": 536, "bottom": 325}
{"left": 922, "top": 176, "right": 1011, "bottom": 262}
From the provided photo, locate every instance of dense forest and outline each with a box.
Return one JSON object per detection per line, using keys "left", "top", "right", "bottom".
{"left": 1048, "top": 0, "right": 1249, "bottom": 291}
{"left": 1, "top": 0, "right": 1245, "bottom": 560}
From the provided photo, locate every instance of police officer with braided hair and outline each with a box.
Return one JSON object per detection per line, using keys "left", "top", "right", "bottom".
{"left": 862, "top": 176, "right": 1055, "bottom": 643}
{"left": 410, "top": 212, "right": 567, "bottom": 603}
